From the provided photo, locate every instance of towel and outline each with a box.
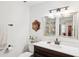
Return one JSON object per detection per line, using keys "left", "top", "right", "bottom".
{"left": 0, "top": 24, "right": 7, "bottom": 50}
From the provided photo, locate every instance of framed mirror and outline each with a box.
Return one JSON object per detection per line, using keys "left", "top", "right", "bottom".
{"left": 59, "top": 16, "right": 73, "bottom": 37}
{"left": 32, "top": 20, "right": 40, "bottom": 32}
{"left": 44, "top": 11, "right": 78, "bottom": 39}
{"left": 44, "top": 16, "right": 56, "bottom": 36}
{"left": 59, "top": 13, "right": 78, "bottom": 39}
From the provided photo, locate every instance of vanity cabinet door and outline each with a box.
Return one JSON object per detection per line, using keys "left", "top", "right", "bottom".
{"left": 34, "top": 45, "right": 74, "bottom": 57}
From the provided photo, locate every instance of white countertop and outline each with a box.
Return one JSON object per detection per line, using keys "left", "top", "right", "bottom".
{"left": 33, "top": 41, "right": 79, "bottom": 57}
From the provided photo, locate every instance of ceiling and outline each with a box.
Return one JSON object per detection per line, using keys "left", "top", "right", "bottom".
{"left": 25, "top": 1, "right": 44, "bottom": 6}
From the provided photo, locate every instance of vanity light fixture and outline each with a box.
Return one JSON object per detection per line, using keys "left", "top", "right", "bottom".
{"left": 65, "top": 6, "right": 69, "bottom": 10}
{"left": 49, "top": 10, "right": 52, "bottom": 13}
{"left": 56, "top": 8, "right": 61, "bottom": 12}
{"left": 23, "top": 1, "right": 27, "bottom": 3}
{"left": 49, "top": 6, "right": 69, "bottom": 13}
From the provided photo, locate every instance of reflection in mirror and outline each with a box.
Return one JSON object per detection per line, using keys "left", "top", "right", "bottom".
{"left": 59, "top": 16, "right": 73, "bottom": 37}
{"left": 44, "top": 16, "right": 56, "bottom": 36}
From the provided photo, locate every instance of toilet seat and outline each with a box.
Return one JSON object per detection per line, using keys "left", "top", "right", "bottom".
{"left": 19, "top": 52, "right": 33, "bottom": 57}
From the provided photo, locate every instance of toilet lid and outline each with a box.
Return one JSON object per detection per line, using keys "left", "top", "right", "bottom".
{"left": 19, "top": 52, "right": 33, "bottom": 57}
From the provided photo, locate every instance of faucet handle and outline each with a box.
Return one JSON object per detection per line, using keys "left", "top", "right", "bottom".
{"left": 55, "top": 38, "right": 60, "bottom": 45}
{"left": 56, "top": 38, "right": 58, "bottom": 41}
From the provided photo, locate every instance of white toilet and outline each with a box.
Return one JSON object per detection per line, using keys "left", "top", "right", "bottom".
{"left": 19, "top": 42, "right": 34, "bottom": 57}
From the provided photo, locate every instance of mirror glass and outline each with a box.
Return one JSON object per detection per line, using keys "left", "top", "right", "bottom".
{"left": 44, "top": 16, "right": 56, "bottom": 36}
{"left": 59, "top": 15, "right": 74, "bottom": 37}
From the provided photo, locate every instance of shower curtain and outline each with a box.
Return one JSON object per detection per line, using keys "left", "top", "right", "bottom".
{"left": 0, "top": 24, "right": 7, "bottom": 50}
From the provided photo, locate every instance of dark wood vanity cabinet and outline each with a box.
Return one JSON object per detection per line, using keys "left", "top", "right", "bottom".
{"left": 34, "top": 45, "right": 74, "bottom": 57}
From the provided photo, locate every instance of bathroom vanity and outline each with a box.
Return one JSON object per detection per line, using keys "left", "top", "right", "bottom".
{"left": 34, "top": 45, "right": 73, "bottom": 57}
{"left": 33, "top": 41, "right": 79, "bottom": 57}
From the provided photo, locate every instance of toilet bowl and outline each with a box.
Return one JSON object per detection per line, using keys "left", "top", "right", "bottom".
{"left": 19, "top": 43, "right": 34, "bottom": 57}
{"left": 19, "top": 38, "right": 34, "bottom": 57}
{"left": 19, "top": 52, "right": 33, "bottom": 57}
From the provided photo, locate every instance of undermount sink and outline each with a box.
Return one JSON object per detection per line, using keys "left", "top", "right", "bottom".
{"left": 39, "top": 41, "right": 79, "bottom": 52}
{"left": 61, "top": 45, "right": 79, "bottom": 52}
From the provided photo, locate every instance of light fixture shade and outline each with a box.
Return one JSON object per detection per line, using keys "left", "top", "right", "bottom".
{"left": 47, "top": 13, "right": 55, "bottom": 19}
{"left": 55, "top": 12, "right": 62, "bottom": 17}
{"left": 48, "top": 7, "right": 77, "bottom": 18}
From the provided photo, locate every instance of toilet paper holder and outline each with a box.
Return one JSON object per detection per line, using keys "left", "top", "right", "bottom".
{"left": 4, "top": 44, "right": 13, "bottom": 53}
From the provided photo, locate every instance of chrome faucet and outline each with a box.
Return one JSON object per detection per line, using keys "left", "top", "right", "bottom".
{"left": 55, "top": 38, "right": 60, "bottom": 45}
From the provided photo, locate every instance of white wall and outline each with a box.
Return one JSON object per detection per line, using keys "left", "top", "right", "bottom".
{"left": 29, "top": 1, "right": 79, "bottom": 44}
{"left": 0, "top": 1, "right": 79, "bottom": 57}
{"left": 0, "top": 2, "right": 30, "bottom": 57}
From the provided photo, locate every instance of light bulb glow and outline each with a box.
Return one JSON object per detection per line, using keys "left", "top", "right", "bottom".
{"left": 47, "top": 9, "right": 77, "bottom": 18}
{"left": 47, "top": 13, "right": 55, "bottom": 19}
{"left": 61, "top": 9, "right": 77, "bottom": 17}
